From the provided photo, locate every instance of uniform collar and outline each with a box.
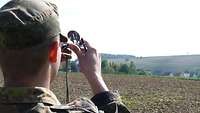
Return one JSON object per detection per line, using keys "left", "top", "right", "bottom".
{"left": 0, "top": 87, "right": 61, "bottom": 105}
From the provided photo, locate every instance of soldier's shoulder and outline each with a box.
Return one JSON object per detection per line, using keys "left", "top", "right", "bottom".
{"left": 49, "top": 98, "right": 102, "bottom": 113}
{"left": 3, "top": 102, "right": 100, "bottom": 113}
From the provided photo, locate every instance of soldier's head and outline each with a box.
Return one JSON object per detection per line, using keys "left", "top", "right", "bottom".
{"left": 0, "top": 0, "right": 67, "bottom": 85}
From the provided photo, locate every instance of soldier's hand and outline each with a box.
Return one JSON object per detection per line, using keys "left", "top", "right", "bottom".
{"left": 68, "top": 39, "right": 109, "bottom": 95}
{"left": 68, "top": 39, "right": 101, "bottom": 76}
{"left": 61, "top": 46, "right": 72, "bottom": 62}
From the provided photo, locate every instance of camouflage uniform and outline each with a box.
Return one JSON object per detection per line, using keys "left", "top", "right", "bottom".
{"left": 0, "top": 87, "right": 130, "bottom": 113}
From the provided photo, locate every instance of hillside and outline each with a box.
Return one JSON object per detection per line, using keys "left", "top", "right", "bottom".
{"left": 133, "top": 55, "right": 200, "bottom": 75}
{"left": 101, "top": 54, "right": 200, "bottom": 75}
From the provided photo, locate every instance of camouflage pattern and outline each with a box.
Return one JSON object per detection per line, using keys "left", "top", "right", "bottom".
{"left": 0, "top": 87, "right": 130, "bottom": 113}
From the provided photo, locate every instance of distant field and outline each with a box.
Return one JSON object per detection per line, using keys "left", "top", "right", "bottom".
{"left": 1, "top": 72, "right": 200, "bottom": 113}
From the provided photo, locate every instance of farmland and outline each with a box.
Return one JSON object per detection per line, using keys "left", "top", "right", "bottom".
{"left": 1, "top": 72, "right": 200, "bottom": 113}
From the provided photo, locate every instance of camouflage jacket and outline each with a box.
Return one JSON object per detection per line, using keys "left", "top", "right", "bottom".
{"left": 0, "top": 87, "right": 130, "bottom": 113}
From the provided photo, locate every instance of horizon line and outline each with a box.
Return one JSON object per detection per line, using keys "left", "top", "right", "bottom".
{"left": 100, "top": 53, "right": 200, "bottom": 58}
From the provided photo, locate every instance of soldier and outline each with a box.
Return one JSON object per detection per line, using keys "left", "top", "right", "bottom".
{"left": 0, "top": 0, "right": 130, "bottom": 113}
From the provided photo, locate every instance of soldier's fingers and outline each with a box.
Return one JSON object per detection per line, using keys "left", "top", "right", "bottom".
{"left": 81, "top": 39, "right": 95, "bottom": 52}
{"left": 61, "top": 47, "right": 72, "bottom": 54}
{"left": 82, "top": 39, "right": 91, "bottom": 47}
{"left": 67, "top": 43, "right": 83, "bottom": 58}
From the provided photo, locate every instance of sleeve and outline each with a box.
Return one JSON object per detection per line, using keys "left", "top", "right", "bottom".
{"left": 91, "top": 91, "right": 130, "bottom": 113}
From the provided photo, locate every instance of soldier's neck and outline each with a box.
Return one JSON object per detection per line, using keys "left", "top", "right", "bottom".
{"left": 4, "top": 78, "right": 50, "bottom": 89}
{"left": 3, "top": 72, "right": 51, "bottom": 89}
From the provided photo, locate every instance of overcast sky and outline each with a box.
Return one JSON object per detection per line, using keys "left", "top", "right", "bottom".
{"left": 1, "top": 0, "right": 200, "bottom": 57}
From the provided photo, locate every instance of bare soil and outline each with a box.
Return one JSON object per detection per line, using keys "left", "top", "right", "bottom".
{"left": 1, "top": 72, "right": 200, "bottom": 113}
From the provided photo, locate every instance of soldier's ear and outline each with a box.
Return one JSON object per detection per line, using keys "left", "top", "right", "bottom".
{"left": 49, "top": 41, "right": 59, "bottom": 63}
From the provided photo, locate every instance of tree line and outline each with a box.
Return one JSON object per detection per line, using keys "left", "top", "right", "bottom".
{"left": 101, "top": 60, "right": 151, "bottom": 75}
{"left": 60, "top": 60, "right": 200, "bottom": 78}
{"left": 64, "top": 60, "right": 151, "bottom": 76}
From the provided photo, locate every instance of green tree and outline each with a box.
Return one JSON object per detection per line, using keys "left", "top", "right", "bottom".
{"left": 101, "top": 60, "right": 114, "bottom": 73}
{"left": 119, "top": 63, "right": 129, "bottom": 73}
{"left": 128, "top": 61, "right": 136, "bottom": 74}
{"left": 101, "top": 60, "right": 109, "bottom": 73}
{"left": 110, "top": 62, "right": 120, "bottom": 73}
{"left": 136, "top": 69, "right": 148, "bottom": 76}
